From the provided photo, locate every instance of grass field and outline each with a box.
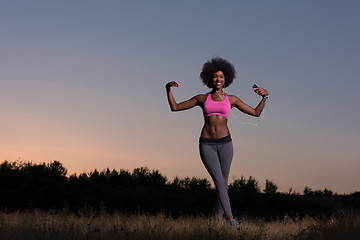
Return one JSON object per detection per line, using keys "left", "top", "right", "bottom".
{"left": 0, "top": 210, "right": 359, "bottom": 240}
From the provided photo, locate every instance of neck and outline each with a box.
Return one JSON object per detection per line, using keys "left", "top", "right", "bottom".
{"left": 212, "top": 88, "right": 224, "bottom": 94}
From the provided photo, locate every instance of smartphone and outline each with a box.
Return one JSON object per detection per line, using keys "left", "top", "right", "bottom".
{"left": 252, "top": 84, "right": 259, "bottom": 89}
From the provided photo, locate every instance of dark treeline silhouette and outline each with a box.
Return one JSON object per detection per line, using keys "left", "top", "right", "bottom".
{"left": 0, "top": 160, "right": 359, "bottom": 219}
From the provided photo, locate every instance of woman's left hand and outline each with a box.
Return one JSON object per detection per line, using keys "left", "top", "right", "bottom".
{"left": 254, "top": 87, "right": 269, "bottom": 98}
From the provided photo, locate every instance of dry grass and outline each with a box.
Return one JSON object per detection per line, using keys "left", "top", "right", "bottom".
{"left": 0, "top": 210, "right": 359, "bottom": 240}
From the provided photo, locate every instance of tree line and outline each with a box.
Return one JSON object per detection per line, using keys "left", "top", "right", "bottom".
{"left": 0, "top": 160, "right": 359, "bottom": 219}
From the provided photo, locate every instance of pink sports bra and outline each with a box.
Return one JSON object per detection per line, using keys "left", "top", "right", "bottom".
{"left": 203, "top": 93, "right": 231, "bottom": 119}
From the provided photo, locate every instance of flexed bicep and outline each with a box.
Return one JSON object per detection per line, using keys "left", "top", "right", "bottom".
{"left": 171, "top": 95, "right": 202, "bottom": 111}
{"left": 231, "top": 95, "right": 267, "bottom": 117}
{"left": 232, "top": 96, "right": 257, "bottom": 116}
{"left": 166, "top": 81, "right": 203, "bottom": 112}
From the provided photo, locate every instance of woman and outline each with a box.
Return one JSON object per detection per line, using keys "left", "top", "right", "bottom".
{"left": 165, "top": 57, "right": 269, "bottom": 227}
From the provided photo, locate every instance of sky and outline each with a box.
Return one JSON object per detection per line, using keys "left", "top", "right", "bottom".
{"left": 1, "top": 0, "right": 359, "bottom": 194}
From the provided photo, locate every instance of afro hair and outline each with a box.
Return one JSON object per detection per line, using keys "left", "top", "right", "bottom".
{"left": 200, "top": 57, "right": 236, "bottom": 88}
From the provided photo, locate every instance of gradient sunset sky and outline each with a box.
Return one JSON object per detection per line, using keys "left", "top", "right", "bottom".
{"left": 1, "top": 1, "right": 359, "bottom": 193}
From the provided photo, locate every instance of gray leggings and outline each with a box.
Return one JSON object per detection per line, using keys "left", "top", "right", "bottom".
{"left": 199, "top": 138, "right": 234, "bottom": 219}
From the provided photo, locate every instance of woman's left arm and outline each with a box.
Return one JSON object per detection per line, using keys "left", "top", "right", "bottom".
{"left": 231, "top": 87, "right": 269, "bottom": 117}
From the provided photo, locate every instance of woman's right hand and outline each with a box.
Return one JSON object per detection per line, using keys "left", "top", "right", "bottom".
{"left": 166, "top": 81, "right": 180, "bottom": 90}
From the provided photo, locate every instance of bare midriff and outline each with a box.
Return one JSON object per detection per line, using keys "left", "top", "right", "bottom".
{"left": 200, "top": 115, "right": 230, "bottom": 139}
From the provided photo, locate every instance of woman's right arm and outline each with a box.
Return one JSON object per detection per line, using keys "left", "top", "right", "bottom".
{"left": 166, "top": 81, "right": 200, "bottom": 112}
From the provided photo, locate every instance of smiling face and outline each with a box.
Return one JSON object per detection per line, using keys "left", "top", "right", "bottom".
{"left": 212, "top": 71, "right": 225, "bottom": 89}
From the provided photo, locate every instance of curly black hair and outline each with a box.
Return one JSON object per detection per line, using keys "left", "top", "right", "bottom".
{"left": 200, "top": 57, "right": 236, "bottom": 88}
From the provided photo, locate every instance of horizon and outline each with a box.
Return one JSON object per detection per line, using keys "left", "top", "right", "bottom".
{"left": 1, "top": 159, "right": 355, "bottom": 195}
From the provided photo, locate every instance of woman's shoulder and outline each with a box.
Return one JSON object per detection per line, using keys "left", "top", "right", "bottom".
{"left": 228, "top": 94, "right": 242, "bottom": 104}
{"left": 228, "top": 94, "right": 240, "bottom": 99}
{"left": 193, "top": 93, "right": 208, "bottom": 103}
{"left": 195, "top": 93, "right": 209, "bottom": 97}
{"left": 227, "top": 94, "right": 236, "bottom": 99}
